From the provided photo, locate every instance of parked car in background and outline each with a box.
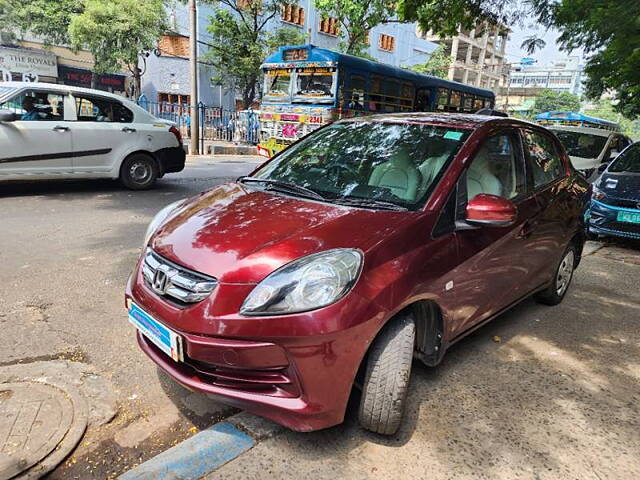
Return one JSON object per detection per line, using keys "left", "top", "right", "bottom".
{"left": 126, "top": 113, "right": 590, "bottom": 435}
{"left": 535, "top": 111, "right": 632, "bottom": 182}
{"left": 0, "top": 82, "right": 185, "bottom": 189}
{"left": 589, "top": 141, "right": 640, "bottom": 240}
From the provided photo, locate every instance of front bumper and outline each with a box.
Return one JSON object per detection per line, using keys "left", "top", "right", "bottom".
{"left": 589, "top": 199, "right": 640, "bottom": 239}
{"left": 155, "top": 146, "right": 186, "bottom": 174}
{"left": 126, "top": 264, "right": 381, "bottom": 432}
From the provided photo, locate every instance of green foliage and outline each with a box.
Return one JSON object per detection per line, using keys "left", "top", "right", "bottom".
{"left": 583, "top": 99, "right": 640, "bottom": 141}
{"left": 314, "top": 0, "right": 396, "bottom": 56}
{"left": 203, "top": 0, "right": 305, "bottom": 108}
{"left": 532, "top": 89, "right": 581, "bottom": 115}
{"left": 0, "top": 0, "right": 82, "bottom": 45}
{"left": 408, "top": 44, "right": 451, "bottom": 78}
{"left": 68, "top": 0, "right": 167, "bottom": 76}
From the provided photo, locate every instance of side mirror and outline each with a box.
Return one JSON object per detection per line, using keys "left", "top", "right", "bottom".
{"left": 466, "top": 194, "right": 517, "bottom": 227}
{"left": 0, "top": 109, "right": 16, "bottom": 122}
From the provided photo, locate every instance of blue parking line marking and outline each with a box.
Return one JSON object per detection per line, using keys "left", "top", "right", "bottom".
{"left": 118, "top": 422, "right": 255, "bottom": 480}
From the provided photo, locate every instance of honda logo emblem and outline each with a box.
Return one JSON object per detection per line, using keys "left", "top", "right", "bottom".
{"left": 152, "top": 268, "right": 169, "bottom": 294}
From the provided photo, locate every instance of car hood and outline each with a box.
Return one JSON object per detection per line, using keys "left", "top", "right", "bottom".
{"left": 150, "top": 182, "right": 414, "bottom": 283}
{"left": 597, "top": 172, "right": 640, "bottom": 201}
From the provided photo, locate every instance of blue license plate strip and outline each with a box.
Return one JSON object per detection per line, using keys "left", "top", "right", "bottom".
{"left": 128, "top": 302, "right": 183, "bottom": 362}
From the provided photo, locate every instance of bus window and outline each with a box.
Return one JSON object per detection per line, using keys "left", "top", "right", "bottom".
{"left": 293, "top": 67, "right": 336, "bottom": 103}
{"left": 437, "top": 88, "right": 450, "bottom": 110}
{"left": 463, "top": 95, "right": 474, "bottom": 112}
{"left": 348, "top": 74, "right": 366, "bottom": 110}
{"left": 473, "top": 97, "right": 484, "bottom": 110}
{"left": 264, "top": 69, "right": 292, "bottom": 101}
{"left": 383, "top": 79, "right": 401, "bottom": 112}
{"left": 369, "top": 75, "right": 384, "bottom": 111}
{"left": 415, "top": 88, "right": 432, "bottom": 112}
{"left": 450, "top": 91, "right": 462, "bottom": 110}
{"left": 401, "top": 82, "right": 415, "bottom": 109}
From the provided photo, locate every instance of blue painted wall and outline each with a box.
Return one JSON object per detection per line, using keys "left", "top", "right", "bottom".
{"left": 141, "top": 2, "right": 438, "bottom": 108}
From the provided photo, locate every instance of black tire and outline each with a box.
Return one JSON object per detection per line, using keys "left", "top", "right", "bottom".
{"left": 534, "top": 243, "right": 577, "bottom": 306}
{"left": 358, "top": 314, "right": 415, "bottom": 435}
{"left": 119, "top": 153, "right": 158, "bottom": 190}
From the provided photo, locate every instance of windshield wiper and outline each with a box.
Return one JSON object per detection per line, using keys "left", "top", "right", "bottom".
{"left": 237, "top": 176, "right": 327, "bottom": 201}
{"left": 332, "top": 196, "right": 408, "bottom": 211}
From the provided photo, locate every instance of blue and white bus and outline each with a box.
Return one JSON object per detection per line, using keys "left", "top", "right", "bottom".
{"left": 258, "top": 44, "right": 496, "bottom": 157}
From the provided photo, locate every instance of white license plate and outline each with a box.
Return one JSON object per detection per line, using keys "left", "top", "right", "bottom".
{"left": 128, "top": 302, "right": 183, "bottom": 362}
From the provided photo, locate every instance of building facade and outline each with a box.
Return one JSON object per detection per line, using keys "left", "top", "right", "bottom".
{"left": 496, "top": 56, "right": 585, "bottom": 113}
{"left": 420, "top": 23, "right": 509, "bottom": 92}
{"left": 141, "top": 1, "right": 439, "bottom": 109}
{"left": 0, "top": 34, "right": 128, "bottom": 94}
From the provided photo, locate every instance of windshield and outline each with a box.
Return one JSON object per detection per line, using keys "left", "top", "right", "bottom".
{"left": 553, "top": 130, "right": 608, "bottom": 159}
{"left": 0, "top": 86, "right": 16, "bottom": 102}
{"left": 263, "top": 71, "right": 292, "bottom": 101}
{"left": 294, "top": 71, "right": 335, "bottom": 103}
{"left": 609, "top": 143, "right": 640, "bottom": 173}
{"left": 250, "top": 122, "right": 471, "bottom": 210}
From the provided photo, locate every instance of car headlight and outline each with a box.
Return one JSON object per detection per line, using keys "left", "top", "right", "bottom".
{"left": 592, "top": 186, "right": 607, "bottom": 202}
{"left": 143, "top": 200, "right": 184, "bottom": 247}
{"left": 240, "top": 249, "right": 363, "bottom": 315}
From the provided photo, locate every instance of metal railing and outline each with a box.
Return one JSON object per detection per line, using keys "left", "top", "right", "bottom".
{"left": 136, "top": 100, "right": 260, "bottom": 149}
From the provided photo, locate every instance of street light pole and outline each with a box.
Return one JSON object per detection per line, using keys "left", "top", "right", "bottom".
{"left": 189, "top": 0, "right": 200, "bottom": 155}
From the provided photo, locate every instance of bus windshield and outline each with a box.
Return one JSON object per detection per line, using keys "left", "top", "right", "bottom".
{"left": 293, "top": 70, "right": 336, "bottom": 103}
{"left": 263, "top": 70, "right": 292, "bottom": 101}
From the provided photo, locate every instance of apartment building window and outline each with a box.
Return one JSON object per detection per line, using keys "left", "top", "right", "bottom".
{"left": 379, "top": 34, "right": 395, "bottom": 52}
{"left": 282, "top": 4, "right": 304, "bottom": 26}
{"left": 158, "top": 93, "right": 191, "bottom": 114}
{"left": 237, "top": 0, "right": 261, "bottom": 9}
{"left": 158, "top": 34, "right": 189, "bottom": 58}
{"left": 319, "top": 17, "right": 339, "bottom": 36}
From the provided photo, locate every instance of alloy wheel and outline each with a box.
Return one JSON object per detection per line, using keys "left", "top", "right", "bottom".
{"left": 556, "top": 250, "right": 575, "bottom": 296}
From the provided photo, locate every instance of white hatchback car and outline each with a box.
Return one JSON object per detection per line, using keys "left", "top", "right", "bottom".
{"left": 0, "top": 82, "right": 185, "bottom": 189}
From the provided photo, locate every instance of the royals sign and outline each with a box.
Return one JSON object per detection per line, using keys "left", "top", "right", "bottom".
{"left": 0, "top": 46, "right": 57, "bottom": 78}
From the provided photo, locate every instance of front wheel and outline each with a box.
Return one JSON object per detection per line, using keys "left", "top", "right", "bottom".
{"left": 358, "top": 314, "right": 415, "bottom": 435}
{"left": 119, "top": 153, "right": 158, "bottom": 190}
{"left": 534, "top": 244, "right": 577, "bottom": 306}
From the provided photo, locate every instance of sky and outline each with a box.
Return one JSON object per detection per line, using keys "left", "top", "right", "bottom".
{"left": 506, "top": 22, "right": 583, "bottom": 67}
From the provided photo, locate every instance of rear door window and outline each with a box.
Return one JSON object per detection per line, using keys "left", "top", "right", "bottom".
{"left": 75, "top": 95, "right": 133, "bottom": 123}
{"left": 522, "top": 130, "right": 565, "bottom": 189}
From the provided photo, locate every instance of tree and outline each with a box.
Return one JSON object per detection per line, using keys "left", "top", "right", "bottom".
{"left": 583, "top": 99, "right": 640, "bottom": 140}
{"left": 394, "top": 0, "right": 640, "bottom": 118}
{"left": 520, "top": 35, "right": 546, "bottom": 55}
{"left": 202, "top": 0, "right": 305, "bottom": 108}
{"left": 408, "top": 44, "right": 452, "bottom": 78}
{"left": 0, "top": 0, "right": 82, "bottom": 45}
{"left": 314, "top": 0, "right": 396, "bottom": 57}
{"left": 68, "top": 0, "right": 167, "bottom": 96}
{"left": 531, "top": 89, "right": 581, "bottom": 115}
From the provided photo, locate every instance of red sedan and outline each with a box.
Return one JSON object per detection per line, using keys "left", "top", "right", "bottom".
{"left": 126, "top": 113, "right": 590, "bottom": 435}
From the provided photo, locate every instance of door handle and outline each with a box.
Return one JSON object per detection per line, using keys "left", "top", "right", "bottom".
{"left": 122, "top": 127, "right": 137, "bottom": 133}
{"left": 53, "top": 125, "right": 69, "bottom": 132}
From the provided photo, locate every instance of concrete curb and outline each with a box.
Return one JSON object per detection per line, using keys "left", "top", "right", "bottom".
{"left": 117, "top": 412, "right": 282, "bottom": 480}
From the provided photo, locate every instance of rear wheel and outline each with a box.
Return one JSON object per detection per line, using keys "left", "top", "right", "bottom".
{"left": 358, "top": 314, "right": 415, "bottom": 435}
{"left": 119, "top": 153, "right": 158, "bottom": 190}
{"left": 534, "top": 244, "right": 576, "bottom": 306}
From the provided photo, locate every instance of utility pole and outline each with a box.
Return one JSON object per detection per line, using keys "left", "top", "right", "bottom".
{"left": 189, "top": 0, "right": 200, "bottom": 155}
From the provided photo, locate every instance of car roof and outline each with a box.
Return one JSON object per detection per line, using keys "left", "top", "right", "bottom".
{"left": 339, "top": 112, "right": 539, "bottom": 130}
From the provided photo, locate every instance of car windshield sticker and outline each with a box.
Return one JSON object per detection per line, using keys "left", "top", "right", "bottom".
{"left": 444, "top": 131, "right": 463, "bottom": 141}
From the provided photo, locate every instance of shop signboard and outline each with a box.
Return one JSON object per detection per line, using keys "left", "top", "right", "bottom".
{"left": 0, "top": 46, "right": 57, "bottom": 77}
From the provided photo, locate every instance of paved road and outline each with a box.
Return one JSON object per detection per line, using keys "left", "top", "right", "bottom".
{"left": 2, "top": 159, "right": 640, "bottom": 479}
{"left": 211, "top": 242, "right": 640, "bottom": 480}
{"left": 0, "top": 157, "right": 261, "bottom": 479}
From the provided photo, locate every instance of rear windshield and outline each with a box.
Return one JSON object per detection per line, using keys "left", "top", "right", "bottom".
{"left": 609, "top": 143, "right": 640, "bottom": 173}
{"left": 553, "top": 130, "right": 608, "bottom": 159}
{"left": 252, "top": 121, "right": 472, "bottom": 210}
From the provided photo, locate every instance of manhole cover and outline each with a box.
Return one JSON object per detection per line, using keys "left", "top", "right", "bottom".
{"left": 0, "top": 382, "right": 86, "bottom": 480}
